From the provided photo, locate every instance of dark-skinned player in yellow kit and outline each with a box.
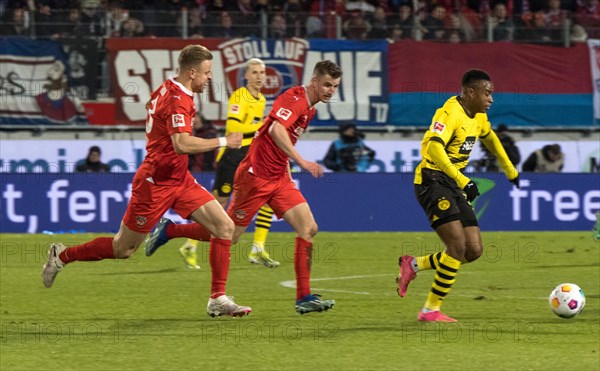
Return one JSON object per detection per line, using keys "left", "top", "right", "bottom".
{"left": 397, "top": 69, "right": 520, "bottom": 322}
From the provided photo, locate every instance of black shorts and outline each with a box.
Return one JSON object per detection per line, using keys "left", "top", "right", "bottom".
{"left": 213, "top": 146, "right": 250, "bottom": 197}
{"left": 414, "top": 168, "right": 478, "bottom": 229}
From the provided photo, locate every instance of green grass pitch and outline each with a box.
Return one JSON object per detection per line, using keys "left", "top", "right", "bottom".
{"left": 1, "top": 231, "right": 599, "bottom": 371}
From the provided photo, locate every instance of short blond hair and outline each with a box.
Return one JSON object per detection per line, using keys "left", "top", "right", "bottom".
{"left": 246, "top": 58, "right": 265, "bottom": 69}
{"left": 178, "top": 44, "right": 213, "bottom": 70}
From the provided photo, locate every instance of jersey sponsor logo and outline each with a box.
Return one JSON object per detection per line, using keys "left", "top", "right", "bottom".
{"left": 459, "top": 136, "right": 476, "bottom": 154}
{"left": 432, "top": 121, "right": 445, "bottom": 134}
{"left": 276, "top": 107, "right": 292, "bottom": 121}
{"left": 172, "top": 114, "right": 185, "bottom": 127}
{"left": 230, "top": 104, "right": 240, "bottom": 114}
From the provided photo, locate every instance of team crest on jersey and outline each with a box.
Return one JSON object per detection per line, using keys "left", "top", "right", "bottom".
{"left": 230, "top": 104, "right": 240, "bottom": 114}
{"left": 432, "top": 121, "right": 445, "bottom": 134}
{"left": 437, "top": 198, "right": 451, "bottom": 211}
{"left": 136, "top": 216, "right": 147, "bottom": 226}
{"left": 234, "top": 209, "right": 246, "bottom": 220}
{"left": 172, "top": 114, "right": 185, "bottom": 127}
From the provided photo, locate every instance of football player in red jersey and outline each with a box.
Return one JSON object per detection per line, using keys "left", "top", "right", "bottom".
{"left": 42, "top": 45, "right": 252, "bottom": 318}
{"left": 227, "top": 60, "right": 342, "bottom": 314}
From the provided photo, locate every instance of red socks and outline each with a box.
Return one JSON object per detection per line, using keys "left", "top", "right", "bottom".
{"left": 209, "top": 238, "right": 231, "bottom": 299}
{"left": 294, "top": 237, "right": 313, "bottom": 300}
{"left": 166, "top": 223, "right": 211, "bottom": 241}
{"left": 59, "top": 237, "right": 115, "bottom": 264}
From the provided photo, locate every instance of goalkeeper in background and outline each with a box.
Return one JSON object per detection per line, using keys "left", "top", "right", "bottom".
{"left": 396, "top": 69, "right": 519, "bottom": 322}
{"left": 146, "top": 58, "right": 280, "bottom": 268}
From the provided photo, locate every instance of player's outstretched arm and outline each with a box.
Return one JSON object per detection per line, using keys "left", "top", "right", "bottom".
{"left": 480, "top": 131, "right": 519, "bottom": 184}
{"left": 170, "top": 132, "right": 242, "bottom": 155}
{"left": 269, "top": 121, "right": 323, "bottom": 178}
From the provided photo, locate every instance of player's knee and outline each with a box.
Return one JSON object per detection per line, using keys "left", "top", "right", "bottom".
{"left": 465, "top": 244, "right": 483, "bottom": 262}
{"left": 213, "top": 218, "right": 234, "bottom": 240}
{"left": 299, "top": 222, "right": 318, "bottom": 240}
{"left": 113, "top": 242, "right": 139, "bottom": 259}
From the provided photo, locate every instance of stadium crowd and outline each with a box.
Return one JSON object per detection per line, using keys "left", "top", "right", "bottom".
{"left": 0, "top": 0, "right": 598, "bottom": 43}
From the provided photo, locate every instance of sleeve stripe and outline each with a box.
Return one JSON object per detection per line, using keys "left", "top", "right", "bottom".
{"left": 429, "top": 136, "right": 446, "bottom": 146}
{"left": 227, "top": 117, "right": 242, "bottom": 123}
{"left": 480, "top": 131, "right": 491, "bottom": 139}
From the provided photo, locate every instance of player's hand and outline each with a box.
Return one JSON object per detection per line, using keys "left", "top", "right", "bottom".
{"left": 226, "top": 132, "right": 242, "bottom": 149}
{"left": 301, "top": 160, "right": 324, "bottom": 178}
{"left": 463, "top": 181, "right": 480, "bottom": 202}
{"left": 509, "top": 175, "right": 520, "bottom": 188}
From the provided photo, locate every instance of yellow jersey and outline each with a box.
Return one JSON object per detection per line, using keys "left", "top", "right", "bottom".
{"left": 414, "top": 96, "right": 491, "bottom": 186}
{"left": 216, "top": 86, "right": 266, "bottom": 161}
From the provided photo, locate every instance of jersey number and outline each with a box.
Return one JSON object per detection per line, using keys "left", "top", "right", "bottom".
{"left": 146, "top": 96, "right": 159, "bottom": 134}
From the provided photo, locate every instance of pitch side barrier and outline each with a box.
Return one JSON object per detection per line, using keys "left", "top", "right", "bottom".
{"left": 1, "top": 173, "right": 598, "bottom": 233}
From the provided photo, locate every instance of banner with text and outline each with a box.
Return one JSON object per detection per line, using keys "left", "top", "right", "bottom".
{"left": 106, "top": 37, "right": 388, "bottom": 126}
{"left": 1, "top": 173, "right": 598, "bottom": 233}
{"left": 1, "top": 140, "right": 598, "bottom": 173}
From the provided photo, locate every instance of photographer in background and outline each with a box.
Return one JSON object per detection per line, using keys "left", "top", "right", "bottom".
{"left": 75, "top": 145, "right": 110, "bottom": 173}
{"left": 323, "top": 123, "right": 376, "bottom": 172}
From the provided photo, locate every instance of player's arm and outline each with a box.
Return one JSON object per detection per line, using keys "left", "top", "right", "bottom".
{"left": 480, "top": 130, "right": 519, "bottom": 182}
{"left": 171, "top": 132, "right": 242, "bottom": 155}
{"left": 269, "top": 120, "right": 323, "bottom": 178}
{"left": 426, "top": 140, "right": 471, "bottom": 189}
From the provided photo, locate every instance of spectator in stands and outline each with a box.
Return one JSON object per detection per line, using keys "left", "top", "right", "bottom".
{"left": 306, "top": 0, "right": 345, "bottom": 38}
{"left": 489, "top": 2, "right": 515, "bottom": 41}
{"left": 522, "top": 144, "right": 564, "bottom": 172}
{"left": 367, "top": 5, "right": 390, "bottom": 39}
{"left": 75, "top": 0, "right": 105, "bottom": 36}
{"left": 575, "top": 0, "right": 600, "bottom": 39}
{"left": 233, "top": 0, "right": 259, "bottom": 37}
{"left": 76, "top": 146, "right": 110, "bottom": 173}
{"left": 422, "top": 4, "right": 447, "bottom": 41}
{"left": 388, "top": 3, "right": 419, "bottom": 40}
{"left": 344, "top": 8, "right": 371, "bottom": 39}
{"left": 282, "top": 0, "right": 306, "bottom": 37}
{"left": 205, "top": 11, "right": 239, "bottom": 38}
{"left": 323, "top": 123, "right": 376, "bottom": 172}
{"left": 475, "top": 124, "right": 521, "bottom": 172}
{"left": 570, "top": 23, "right": 589, "bottom": 41}
{"left": 0, "top": 6, "right": 31, "bottom": 36}
{"left": 269, "top": 13, "right": 288, "bottom": 38}
{"left": 119, "top": 16, "right": 145, "bottom": 37}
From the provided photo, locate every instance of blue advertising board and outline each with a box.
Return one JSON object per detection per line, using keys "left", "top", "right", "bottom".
{"left": 0, "top": 173, "right": 598, "bottom": 233}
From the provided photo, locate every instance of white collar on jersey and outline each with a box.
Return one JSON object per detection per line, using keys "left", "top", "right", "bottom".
{"left": 169, "top": 75, "right": 194, "bottom": 97}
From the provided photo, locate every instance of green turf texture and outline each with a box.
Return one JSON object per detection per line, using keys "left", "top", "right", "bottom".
{"left": 1, "top": 232, "right": 598, "bottom": 371}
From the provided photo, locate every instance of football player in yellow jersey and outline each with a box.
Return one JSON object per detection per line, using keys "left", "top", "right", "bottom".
{"left": 396, "top": 69, "right": 519, "bottom": 322}
{"left": 179, "top": 58, "right": 280, "bottom": 268}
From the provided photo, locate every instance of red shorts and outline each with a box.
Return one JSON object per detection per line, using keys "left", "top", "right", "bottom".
{"left": 227, "top": 166, "right": 306, "bottom": 227}
{"left": 123, "top": 171, "right": 215, "bottom": 233}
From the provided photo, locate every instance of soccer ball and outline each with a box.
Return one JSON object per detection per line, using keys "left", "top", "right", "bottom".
{"left": 548, "top": 283, "right": 586, "bottom": 319}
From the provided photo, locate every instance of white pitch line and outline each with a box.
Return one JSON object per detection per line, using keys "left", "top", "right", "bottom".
{"left": 279, "top": 274, "right": 552, "bottom": 299}
{"left": 279, "top": 274, "right": 391, "bottom": 295}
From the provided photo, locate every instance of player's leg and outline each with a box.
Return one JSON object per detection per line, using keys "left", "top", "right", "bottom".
{"left": 178, "top": 239, "right": 201, "bottom": 269}
{"left": 249, "top": 204, "right": 280, "bottom": 267}
{"left": 42, "top": 222, "right": 147, "bottom": 288}
{"left": 281, "top": 202, "right": 335, "bottom": 314}
{"left": 188, "top": 200, "right": 251, "bottom": 317}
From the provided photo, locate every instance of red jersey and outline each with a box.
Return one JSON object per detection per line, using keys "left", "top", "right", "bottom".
{"left": 141, "top": 77, "right": 195, "bottom": 185}
{"left": 242, "top": 85, "right": 316, "bottom": 179}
